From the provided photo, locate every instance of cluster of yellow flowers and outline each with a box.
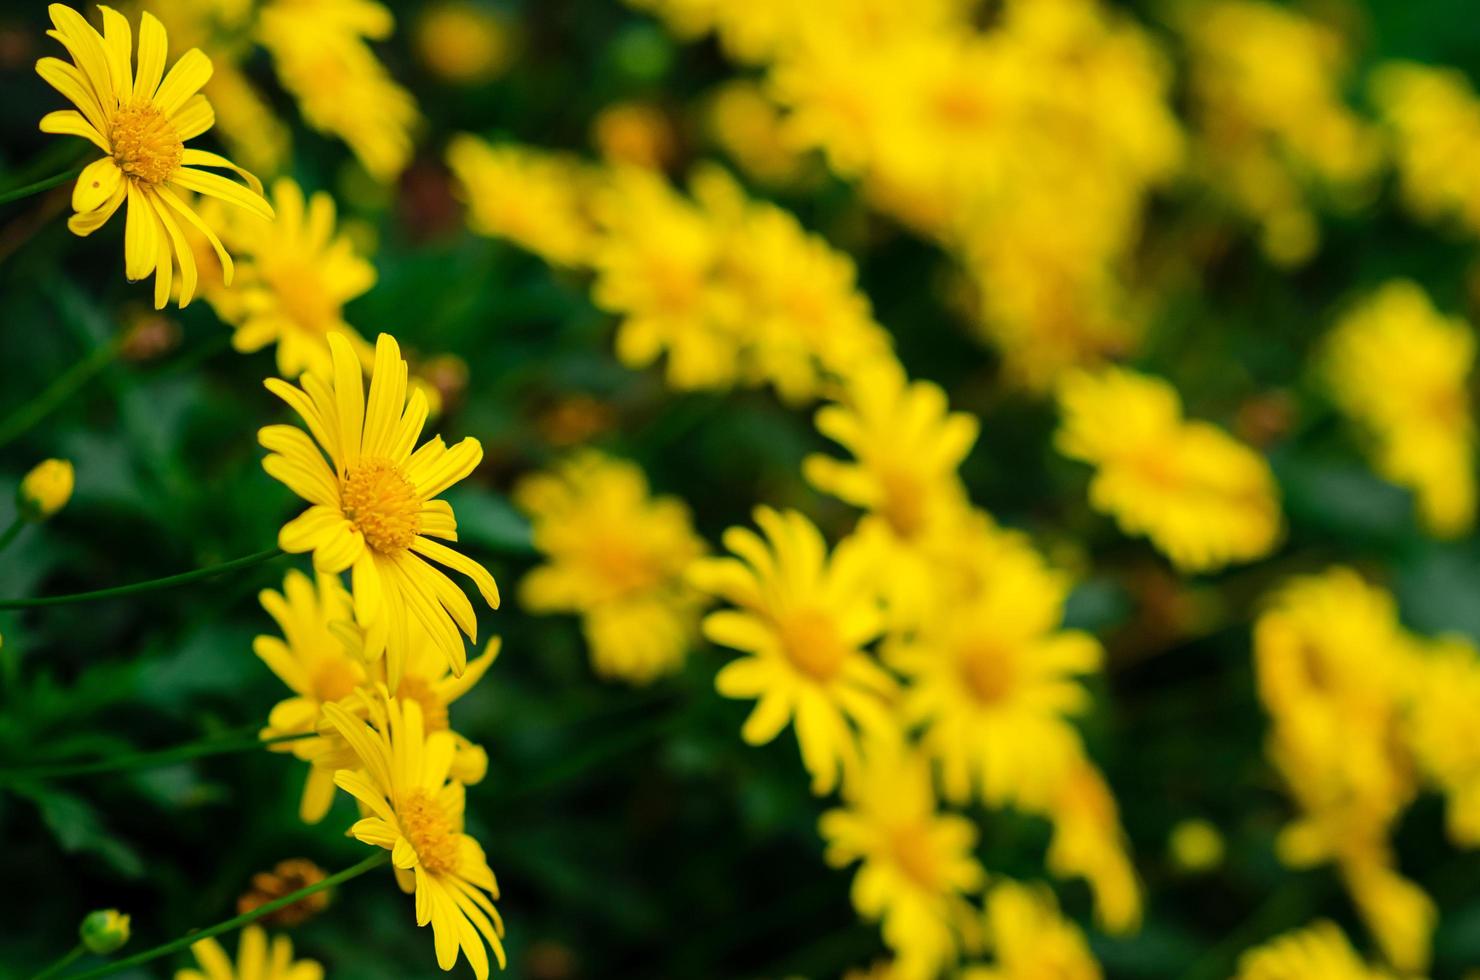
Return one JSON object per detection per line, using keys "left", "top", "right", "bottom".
{"left": 1255, "top": 566, "right": 1480, "bottom": 973}
{"left": 1176, "top": 0, "right": 1381, "bottom": 267}
{"left": 133, "top": 0, "right": 420, "bottom": 182}
{"left": 450, "top": 139, "right": 891, "bottom": 402}
{"left": 1322, "top": 280, "right": 1476, "bottom": 538}
{"left": 33, "top": 7, "right": 503, "bottom": 975}
{"left": 1371, "top": 62, "right": 1480, "bottom": 239}
{"left": 626, "top": 0, "right": 1183, "bottom": 391}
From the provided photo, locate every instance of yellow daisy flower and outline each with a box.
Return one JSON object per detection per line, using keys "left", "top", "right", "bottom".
{"left": 259, "top": 332, "right": 500, "bottom": 690}
{"left": 37, "top": 3, "right": 273, "bottom": 309}
{"left": 514, "top": 451, "right": 707, "bottom": 684}
{"left": 885, "top": 549, "right": 1102, "bottom": 808}
{"left": 1055, "top": 366, "right": 1283, "bottom": 573}
{"left": 689, "top": 507, "right": 896, "bottom": 795}
{"left": 819, "top": 737, "right": 985, "bottom": 980}
{"left": 257, "top": 0, "right": 422, "bottom": 182}
{"left": 446, "top": 135, "right": 599, "bottom": 268}
{"left": 962, "top": 880, "right": 1102, "bottom": 980}
{"left": 323, "top": 695, "right": 506, "bottom": 978}
{"left": 804, "top": 357, "right": 978, "bottom": 625}
{"left": 175, "top": 924, "right": 321, "bottom": 980}
{"left": 1232, "top": 920, "right": 1396, "bottom": 980}
{"left": 1322, "top": 280, "right": 1476, "bottom": 538}
{"left": 214, "top": 178, "right": 379, "bottom": 379}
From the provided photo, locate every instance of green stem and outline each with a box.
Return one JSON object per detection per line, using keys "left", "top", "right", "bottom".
{"left": 29, "top": 943, "right": 83, "bottom": 980}
{"left": 0, "top": 517, "right": 22, "bottom": 554}
{"left": 0, "top": 731, "right": 314, "bottom": 785}
{"left": 67, "top": 852, "right": 391, "bottom": 980}
{"left": 0, "top": 547, "right": 285, "bottom": 610}
{"left": 0, "top": 340, "right": 122, "bottom": 451}
{"left": 0, "top": 166, "right": 84, "bottom": 207}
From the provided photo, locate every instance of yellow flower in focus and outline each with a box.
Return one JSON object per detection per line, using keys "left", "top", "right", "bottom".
{"left": 36, "top": 3, "right": 273, "bottom": 309}
{"left": 886, "top": 549, "right": 1101, "bottom": 809}
{"left": 1371, "top": 62, "right": 1480, "bottom": 238}
{"left": 593, "top": 101, "right": 678, "bottom": 170}
{"left": 689, "top": 508, "right": 897, "bottom": 795}
{"left": 255, "top": 569, "right": 367, "bottom": 823}
{"left": 259, "top": 333, "right": 500, "bottom": 690}
{"left": 446, "top": 136, "right": 599, "bottom": 268}
{"left": 962, "top": 880, "right": 1101, "bottom": 980}
{"left": 175, "top": 925, "right": 322, "bottom": 980}
{"left": 1055, "top": 367, "right": 1283, "bottom": 573}
{"left": 415, "top": 1, "right": 513, "bottom": 85}
{"left": 324, "top": 696, "right": 506, "bottom": 977}
{"left": 1232, "top": 920, "right": 1396, "bottom": 980}
{"left": 820, "top": 738, "right": 985, "bottom": 980}
{"left": 515, "top": 451, "right": 707, "bottom": 684}
{"left": 590, "top": 167, "right": 742, "bottom": 390}
{"left": 18, "top": 458, "right": 75, "bottom": 520}
{"left": 211, "top": 178, "right": 378, "bottom": 379}
{"left": 257, "top": 0, "right": 422, "bottom": 181}
{"left": 1323, "top": 280, "right": 1475, "bottom": 538}
{"left": 1167, "top": 818, "right": 1224, "bottom": 873}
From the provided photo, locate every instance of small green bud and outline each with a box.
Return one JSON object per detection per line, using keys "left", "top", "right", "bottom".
{"left": 79, "top": 909, "right": 130, "bottom": 955}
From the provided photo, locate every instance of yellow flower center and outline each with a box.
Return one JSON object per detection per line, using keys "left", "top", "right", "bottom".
{"left": 779, "top": 609, "right": 848, "bottom": 682}
{"left": 341, "top": 458, "right": 421, "bottom": 555}
{"left": 959, "top": 640, "right": 1017, "bottom": 706}
{"left": 398, "top": 788, "right": 461, "bottom": 875}
{"left": 397, "top": 674, "right": 450, "bottom": 731}
{"left": 263, "top": 260, "right": 338, "bottom": 335}
{"left": 109, "top": 101, "right": 183, "bottom": 185}
{"left": 878, "top": 469, "right": 927, "bottom": 539}
{"left": 311, "top": 660, "right": 361, "bottom": 704}
{"left": 889, "top": 823, "right": 942, "bottom": 891}
{"left": 588, "top": 535, "right": 661, "bottom": 597}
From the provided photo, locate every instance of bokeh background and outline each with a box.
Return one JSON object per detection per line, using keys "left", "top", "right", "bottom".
{"left": 5, "top": 0, "right": 1480, "bottom": 977}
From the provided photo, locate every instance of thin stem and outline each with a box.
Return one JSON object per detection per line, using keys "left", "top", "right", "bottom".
{"left": 0, "top": 517, "right": 22, "bottom": 554}
{"left": 0, "top": 731, "right": 314, "bottom": 785}
{"left": 0, "top": 166, "right": 84, "bottom": 207}
{"left": 0, "top": 548, "right": 285, "bottom": 609}
{"left": 0, "top": 340, "right": 122, "bottom": 451}
{"left": 68, "top": 852, "right": 391, "bottom": 980}
{"left": 29, "top": 943, "right": 83, "bottom": 980}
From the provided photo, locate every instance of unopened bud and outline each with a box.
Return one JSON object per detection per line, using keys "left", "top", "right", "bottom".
{"left": 79, "top": 909, "right": 130, "bottom": 954}
{"left": 18, "top": 459, "right": 73, "bottom": 521}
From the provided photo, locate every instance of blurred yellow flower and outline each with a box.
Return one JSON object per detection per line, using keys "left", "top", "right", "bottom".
{"left": 446, "top": 136, "right": 599, "bottom": 268}
{"left": 257, "top": 0, "right": 421, "bottom": 181}
{"left": 1232, "top": 920, "right": 1396, "bottom": 980}
{"left": 886, "top": 552, "right": 1100, "bottom": 809}
{"left": 1323, "top": 280, "right": 1475, "bottom": 538}
{"left": 515, "top": 451, "right": 707, "bottom": 684}
{"left": 962, "top": 880, "right": 1101, "bottom": 980}
{"left": 415, "top": 1, "right": 513, "bottom": 85}
{"left": 1178, "top": 0, "right": 1380, "bottom": 266}
{"left": 592, "top": 101, "right": 678, "bottom": 170}
{"left": 209, "top": 177, "right": 378, "bottom": 379}
{"left": 37, "top": 3, "right": 273, "bottom": 309}
{"left": 804, "top": 358, "right": 975, "bottom": 624}
{"left": 706, "top": 80, "right": 807, "bottom": 187}
{"left": 1371, "top": 62, "right": 1480, "bottom": 238}
{"left": 1039, "top": 758, "right": 1143, "bottom": 934}
{"left": 590, "top": 167, "right": 742, "bottom": 390}
{"left": 323, "top": 695, "right": 506, "bottom": 978}
{"left": 689, "top": 507, "right": 896, "bottom": 795}
{"left": 175, "top": 924, "right": 321, "bottom": 980}
{"left": 1255, "top": 568, "right": 1433, "bottom": 973}
{"left": 260, "top": 332, "right": 500, "bottom": 690}
{"left": 1056, "top": 367, "right": 1283, "bottom": 573}
{"left": 1406, "top": 636, "right": 1480, "bottom": 847}
{"left": 820, "top": 737, "right": 985, "bottom": 980}
{"left": 18, "top": 458, "right": 75, "bottom": 520}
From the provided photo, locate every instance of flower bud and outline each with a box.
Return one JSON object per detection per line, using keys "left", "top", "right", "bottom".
{"left": 18, "top": 459, "right": 73, "bottom": 521}
{"left": 1168, "top": 818, "right": 1225, "bottom": 873}
{"left": 79, "top": 909, "right": 130, "bottom": 954}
